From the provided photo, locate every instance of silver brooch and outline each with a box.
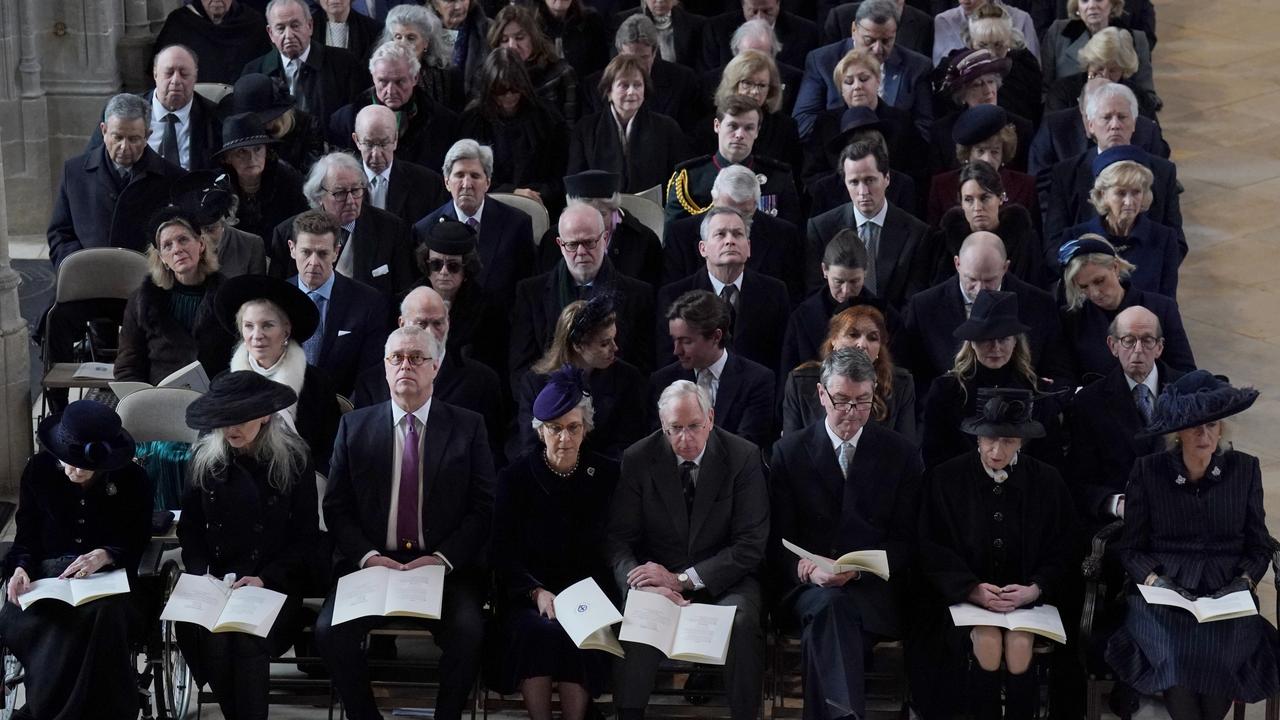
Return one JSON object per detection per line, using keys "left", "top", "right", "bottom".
{"left": 755, "top": 173, "right": 767, "bottom": 186}
{"left": 1175, "top": 475, "right": 1186, "bottom": 485}
{"left": 105, "top": 482, "right": 117, "bottom": 496}
{"left": 586, "top": 467, "right": 596, "bottom": 477}
{"left": 1211, "top": 466, "right": 1222, "bottom": 477}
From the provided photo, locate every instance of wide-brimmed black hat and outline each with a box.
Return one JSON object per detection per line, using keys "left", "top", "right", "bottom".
{"left": 186, "top": 371, "right": 299, "bottom": 432}
{"left": 533, "top": 364, "right": 591, "bottom": 422}
{"left": 425, "top": 218, "right": 478, "bottom": 255}
{"left": 564, "top": 170, "right": 621, "bottom": 199}
{"left": 170, "top": 171, "right": 236, "bottom": 227}
{"left": 953, "top": 290, "right": 1029, "bottom": 341}
{"left": 231, "top": 73, "right": 296, "bottom": 125}
{"left": 825, "top": 105, "right": 890, "bottom": 157}
{"left": 215, "top": 274, "right": 320, "bottom": 343}
{"left": 1136, "top": 370, "right": 1259, "bottom": 439}
{"left": 37, "top": 400, "right": 136, "bottom": 471}
{"left": 214, "top": 112, "right": 279, "bottom": 158}
{"left": 961, "top": 387, "right": 1046, "bottom": 438}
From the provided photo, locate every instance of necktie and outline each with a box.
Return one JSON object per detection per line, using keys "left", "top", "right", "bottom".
{"left": 161, "top": 113, "right": 179, "bottom": 165}
{"left": 286, "top": 59, "right": 300, "bottom": 94}
{"left": 680, "top": 460, "right": 697, "bottom": 514}
{"left": 369, "top": 175, "right": 384, "bottom": 209}
{"left": 838, "top": 441, "right": 853, "bottom": 479}
{"left": 719, "top": 283, "right": 738, "bottom": 310}
{"left": 118, "top": 166, "right": 132, "bottom": 186}
{"left": 859, "top": 221, "right": 880, "bottom": 296}
{"left": 302, "top": 292, "right": 326, "bottom": 365}
{"left": 335, "top": 226, "right": 355, "bottom": 276}
{"left": 466, "top": 216, "right": 480, "bottom": 233}
{"left": 396, "top": 416, "right": 421, "bottom": 551}
{"left": 697, "top": 368, "right": 715, "bottom": 406}
{"left": 1134, "top": 383, "right": 1154, "bottom": 424}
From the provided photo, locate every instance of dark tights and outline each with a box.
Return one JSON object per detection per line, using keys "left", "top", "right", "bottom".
{"left": 1164, "top": 686, "right": 1234, "bottom": 720}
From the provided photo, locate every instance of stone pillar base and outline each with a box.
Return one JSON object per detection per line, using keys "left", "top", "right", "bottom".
{"left": 0, "top": 264, "right": 30, "bottom": 499}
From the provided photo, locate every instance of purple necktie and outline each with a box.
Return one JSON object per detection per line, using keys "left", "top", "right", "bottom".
{"left": 397, "top": 416, "right": 420, "bottom": 552}
{"left": 466, "top": 217, "right": 479, "bottom": 232}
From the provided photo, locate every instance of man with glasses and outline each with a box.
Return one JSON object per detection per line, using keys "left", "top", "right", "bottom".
{"left": 606, "top": 379, "right": 770, "bottom": 720}
{"left": 318, "top": 323, "right": 496, "bottom": 720}
{"left": 351, "top": 104, "right": 445, "bottom": 222}
{"left": 768, "top": 347, "right": 923, "bottom": 720}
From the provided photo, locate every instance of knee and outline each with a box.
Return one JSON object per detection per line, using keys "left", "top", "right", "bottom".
{"left": 970, "top": 626, "right": 1003, "bottom": 672}
{"left": 1004, "top": 632, "right": 1034, "bottom": 675}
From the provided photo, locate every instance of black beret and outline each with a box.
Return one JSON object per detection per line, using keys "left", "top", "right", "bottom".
{"left": 952, "top": 104, "right": 1009, "bottom": 146}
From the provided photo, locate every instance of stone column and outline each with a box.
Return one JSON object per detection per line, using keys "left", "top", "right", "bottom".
{"left": 0, "top": 145, "right": 32, "bottom": 498}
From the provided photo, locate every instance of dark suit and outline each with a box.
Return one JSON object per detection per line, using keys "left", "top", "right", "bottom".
{"left": 85, "top": 90, "right": 223, "bottom": 171}
{"left": 537, "top": 211, "right": 665, "bottom": 287}
{"left": 807, "top": 167, "right": 920, "bottom": 219}
{"left": 793, "top": 40, "right": 933, "bottom": 139}
{"left": 243, "top": 42, "right": 366, "bottom": 129}
{"left": 769, "top": 420, "right": 923, "bottom": 719}
{"left": 606, "top": 427, "right": 770, "bottom": 720}
{"left": 329, "top": 87, "right": 461, "bottom": 172}
{"left": 288, "top": 273, "right": 389, "bottom": 397}
{"left": 268, "top": 205, "right": 415, "bottom": 296}
{"left": 803, "top": 202, "right": 931, "bottom": 310}
{"left": 312, "top": 8, "right": 384, "bottom": 65}
{"left": 613, "top": 6, "right": 706, "bottom": 68}
{"left": 567, "top": 108, "right": 691, "bottom": 194}
{"left": 656, "top": 270, "right": 790, "bottom": 374}
{"left": 648, "top": 354, "right": 776, "bottom": 449}
{"left": 821, "top": 1, "right": 934, "bottom": 57}
{"left": 414, "top": 198, "right": 536, "bottom": 307}
{"left": 1061, "top": 285, "right": 1196, "bottom": 382}
{"left": 662, "top": 210, "right": 804, "bottom": 303}
{"left": 380, "top": 159, "right": 447, "bottom": 225}
{"left": 700, "top": 10, "right": 818, "bottom": 72}
{"left": 317, "top": 399, "right": 496, "bottom": 720}
{"left": 1027, "top": 107, "right": 1169, "bottom": 189}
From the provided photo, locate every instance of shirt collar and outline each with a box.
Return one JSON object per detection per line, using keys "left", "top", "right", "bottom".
{"left": 151, "top": 94, "right": 193, "bottom": 123}
{"left": 824, "top": 420, "right": 864, "bottom": 452}
{"left": 680, "top": 445, "right": 708, "bottom": 469}
{"left": 455, "top": 199, "right": 485, "bottom": 224}
{"left": 298, "top": 270, "right": 336, "bottom": 297}
{"left": 701, "top": 348, "right": 729, "bottom": 379}
{"left": 364, "top": 163, "right": 392, "bottom": 184}
{"left": 706, "top": 271, "right": 743, "bottom": 295}
{"left": 391, "top": 396, "right": 432, "bottom": 429}
{"left": 1123, "top": 365, "right": 1159, "bottom": 396}
{"left": 281, "top": 44, "right": 312, "bottom": 69}
{"left": 852, "top": 202, "right": 889, "bottom": 228}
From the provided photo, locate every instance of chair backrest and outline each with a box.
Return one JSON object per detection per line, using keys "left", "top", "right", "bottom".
{"left": 489, "top": 193, "right": 550, "bottom": 244}
{"left": 620, "top": 192, "right": 666, "bottom": 246}
{"left": 336, "top": 394, "right": 354, "bottom": 414}
{"left": 634, "top": 184, "right": 663, "bottom": 206}
{"left": 117, "top": 387, "right": 203, "bottom": 444}
{"left": 56, "top": 248, "right": 150, "bottom": 304}
{"left": 195, "top": 82, "right": 234, "bottom": 105}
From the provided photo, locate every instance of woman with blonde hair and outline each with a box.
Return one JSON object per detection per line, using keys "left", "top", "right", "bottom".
{"left": 1047, "top": 26, "right": 1158, "bottom": 117}
{"left": 960, "top": 3, "right": 1042, "bottom": 126}
{"left": 1042, "top": 0, "right": 1155, "bottom": 110}
{"left": 710, "top": 49, "right": 800, "bottom": 171}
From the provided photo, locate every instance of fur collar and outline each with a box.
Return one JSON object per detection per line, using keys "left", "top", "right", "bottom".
{"left": 231, "top": 340, "right": 307, "bottom": 420}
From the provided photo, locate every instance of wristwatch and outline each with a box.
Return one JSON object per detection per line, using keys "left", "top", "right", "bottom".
{"left": 677, "top": 572, "right": 691, "bottom": 591}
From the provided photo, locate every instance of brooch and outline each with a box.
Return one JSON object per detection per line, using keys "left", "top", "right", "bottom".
{"left": 105, "top": 482, "right": 118, "bottom": 496}
{"left": 587, "top": 466, "right": 596, "bottom": 477}
{"left": 755, "top": 173, "right": 767, "bottom": 186}
{"left": 1175, "top": 475, "right": 1186, "bottom": 485}
{"left": 1211, "top": 466, "right": 1222, "bottom": 477}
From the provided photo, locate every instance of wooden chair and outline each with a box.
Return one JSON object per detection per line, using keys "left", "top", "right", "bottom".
{"left": 489, "top": 193, "right": 550, "bottom": 244}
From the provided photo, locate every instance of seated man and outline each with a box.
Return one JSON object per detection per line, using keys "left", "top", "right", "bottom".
{"left": 769, "top": 347, "right": 923, "bottom": 720}
{"left": 821, "top": 0, "right": 933, "bottom": 58}
{"left": 351, "top": 103, "right": 446, "bottom": 223}
{"left": 700, "top": 0, "right": 819, "bottom": 72}
{"left": 607, "top": 379, "right": 770, "bottom": 720}
{"left": 317, "top": 324, "right": 495, "bottom": 720}
{"left": 536, "top": 170, "right": 665, "bottom": 287}
{"left": 154, "top": 0, "right": 271, "bottom": 84}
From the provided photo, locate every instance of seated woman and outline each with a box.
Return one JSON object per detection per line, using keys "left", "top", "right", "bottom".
{"left": 1062, "top": 155, "right": 1181, "bottom": 298}
{"left": 513, "top": 296, "right": 646, "bottom": 462}
{"left": 1047, "top": 26, "right": 1157, "bottom": 119}
{"left": 215, "top": 274, "right": 342, "bottom": 474}
{"left": 568, "top": 53, "right": 689, "bottom": 194}
{"left": 490, "top": 366, "right": 619, "bottom": 720}
{"left": 1105, "top": 371, "right": 1278, "bottom": 720}
{"left": 409, "top": 219, "right": 505, "bottom": 372}
{"left": 116, "top": 207, "right": 235, "bottom": 384}
{"left": 930, "top": 48, "right": 1033, "bottom": 173}
{"left": 917, "top": 388, "right": 1076, "bottom": 719}
{"left": 613, "top": 0, "right": 704, "bottom": 68}
{"left": 781, "top": 304, "right": 917, "bottom": 442}
{"left": 177, "top": 371, "right": 320, "bottom": 720}
{"left": 427, "top": 0, "right": 492, "bottom": 97}
{"left": 534, "top": 0, "right": 610, "bottom": 79}
{"left": 216, "top": 112, "right": 308, "bottom": 245}
{"left": 781, "top": 229, "right": 881, "bottom": 375}
{"left": 701, "top": 50, "right": 801, "bottom": 174}
{"left": 933, "top": 160, "right": 1042, "bottom": 285}
{"left": 489, "top": 5, "right": 579, "bottom": 122}
{"left": 170, "top": 171, "right": 266, "bottom": 279}
{"left": 1058, "top": 235, "right": 1195, "bottom": 378}
{"left": 385, "top": 4, "right": 466, "bottom": 112}
{"left": 960, "top": 3, "right": 1042, "bottom": 126}
{"left": 1042, "top": 0, "right": 1155, "bottom": 114}
{"left": 925, "top": 104, "right": 1037, "bottom": 230}
{"left": 0, "top": 401, "right": 151, "bottom": 719}
{"left": 231, "top": 73, "right": 325, "bottom": 176}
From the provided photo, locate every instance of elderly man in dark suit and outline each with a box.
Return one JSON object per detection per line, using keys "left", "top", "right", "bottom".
{"left": 769, "top": 347, "right": 923, "bottom": 720}
{"left": 352, "top": 104, "right": 446, "bottom": 223}
{"left": 48, "top": 93, "right": 186, "bottom": 268}
{"left": 804, "top": 138, "right": 929, "bottom": 310}
{"left": 821, "top": 0, "right": 933, "bottom": 57}
{"left": 312, "top": 0, "right": 385, "bottom": 65}
{"left": 612, "top": 1, "right": 706, "bottom": 68}
{"left": 649, "top": 290, "right": 775, "bottom": 449}
{"left": 536, "top": 171, "right": 665, "bottom": 287}
{"left": 317, "top": 323, "right": 495, "bottom": 720}
{"left": 607, "top": 379, "right": 770, "bottom": 720}
{"left": 267, "top": 151, "right": 415, "bottom": 296}
{"left": 699, "top": 0, "right": 819, "bottom": 72}
{"left": 657, "top": 207, "right": 789, "bottom": 375}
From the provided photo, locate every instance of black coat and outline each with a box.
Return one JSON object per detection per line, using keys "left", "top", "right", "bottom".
{"left": 268, "top": 205, "right": 415, "bottom": 297}
{"left": 267, "top": 109, "right": 327, "bottom": 175}
{"left": 230, "top": 157, "right": 309, "bottom": 247}
{"left": 1027, "top": 106, "right": 1169, "bottom": 186}
{"left": 699, "top": 10, "right": 818, "bottom": 72}
{"left": 568, "top": 108, "right": 691, "bottom": 195}
{"left": 329, "top": 86, "right": 461, "bottom": 172}
{"left": 539, "top": 4, "right": 611, "bottom": 79}
{"left": 582, "top": 59, "right": 706, "bottom": 133}
{"left": 807, "top": 167, "right": 920, "bottom": 220}
{"left": 312, "top": 8, "right": 385, "bottom": 65}
{"left": 933, "top": 204, "right": 1044, "bottom": 287}
{"left": 382, "top": 159, "right": 448, "bottom": 225}
{"left": 663, "top": 210, "right": 804, "bottom": 304}
{"left": 779, "top": 286, "right": 893, "bottom": 377}
{"left": 781, "top": 364, "right": 917, "bottom": 443}
{"left": 154, "top": 1, "right": 272, "bottom": 84}
{"left": 648, "top": 353, "right": 776, "bottom": 450}
{"left": 512, "top": 361, "right": 648, "bottom": 462}
{"left": 85, "top": 90, "right": 223, "bottom": 171}
{"left": 293, "top": 364, "right": 344, "bottom": 476}
{"left": 656, "top": 270, "right": 790, "bottom": 374}
{"left": 1061, "top": 285, "right": 1195, "bottom": 380}
{"left": 529, "top": 61, "right": 580, "bottom": 124}
{"left": 804, "top": 202, "right": 931, "bottom": 310}
{"left": 612, "top": 5, "right": 705, "bottom": 68}
{"left": 414, "top": 198, "right": 536, "bottom": 307}
{"left": 287, "top": 273, "right": 389, "bottom": 398}
{"left": 537, "top": 211, "right": 665, "bottom": 288}
{"left": 803, "top": 103, "right": 928, "bottom": 191}
{"left": 243, "top": 42, "right": 367, "bottom": 128}
{"left": 458, "top": 99, "right": 570, "bottom": 209}
{"left": 821, "top": 1, "right": 933, "bottom": 57}
{"left": 664, "top": 153, "right": 802, "bottom": 228}
{"left": 115, "top": 274, "right": 236, "bottom": 385}
{"left": 920, "top": 365, "right": 1063, "bottom": 470}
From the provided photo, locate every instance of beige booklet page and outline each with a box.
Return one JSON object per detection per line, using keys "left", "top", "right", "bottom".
{"left": 160, "top": 573, "right": 287, "bottom": 637}
{"left": 331, "top": 564, "right": 446, "bottom": 625}
{"left": 618, "top": 588, "right": 737, "bottom": 665}
{"left": 19, "top": 568, "right": 130, "bottom": 610}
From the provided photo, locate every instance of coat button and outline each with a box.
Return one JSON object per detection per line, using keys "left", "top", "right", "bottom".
{"left": 75, "top": 538, "right": 82, "bottom": 544}
{"left": 992, "top": 485, "right": 1003, "bottom": 495}
{"left": 80, "top": 499, "right": 86, "bottom": 506}
{"left": 250, "top": 550, "right": 259, "bottom": 561}
{"left": 993, "top": 512, "right": 1003, "bottom": 522}
{"left": 993, "top": 538, "right": 1004, "bottom": 549}
{"left": 254, "top": 523, "right": 263, "bottom": 532}
{"left": 77, "top": 518, "right": 85, "bottom": 525}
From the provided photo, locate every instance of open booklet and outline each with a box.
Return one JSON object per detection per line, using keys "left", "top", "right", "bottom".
{"left": 1137, "top": 585, "right": 1257, "bottom": 623}
{"left": 109, "top": 360, "right": 210, "bottom": 400}
{"left": 618, "top": 589, "right": 737, "bottom": 665}
{"left": 553, "top": 578, "right": 625, "bottom": 658}
{"left": 160, "top": 573, "right": 288, "bottom": 637}
{"left": 949, "top": 603, "right": 1067, "bottom": 644}
{"left": 330, "top": 564, "right": 446, "bottom": 625}
{"left": 782, "top": 539, "right": 890, "bottom": 581}
{"left": 18, "top": 568, "right": 130, "bottom": 610}
{"left": 72, "top": 362, "right": 114, "bottom": 380}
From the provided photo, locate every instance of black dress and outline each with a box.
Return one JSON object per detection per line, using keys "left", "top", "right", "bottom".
{"left": 0, "top": 453, "right": 152, "bottom": 719}
{"left": 1106, "top": 449, "right": 1280, "bottom": 701}
{"left": 489, "top": 449, "right": 619, "bottom": 694}
{"left": 933, "top": 205, "right": 1043, "bottom": 287}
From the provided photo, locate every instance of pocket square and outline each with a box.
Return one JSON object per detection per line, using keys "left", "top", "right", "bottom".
{"left": 371, "top": 264, "right": 389, "bottom": 277}
{"left": 337, "top": 330, "right": 352, "bottom": 337}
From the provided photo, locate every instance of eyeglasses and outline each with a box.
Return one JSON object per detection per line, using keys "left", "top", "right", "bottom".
{"left": 322, "top": 186, "right": 366, "bottom": 200}
{"left": 737, "top": 80, "right": 770, "bottom": 93}
{"left": 1114, "top": 334, "right": 1161, "bottom": 350}
{"left": 385, "top": 352, "right": 432, "bottom": 367}
{"left": 557, "top": 235, "right": 603, "bottom": 252}
{"left": 356, "top": 139, "right": 394, "bottom": 150}
{"left": 428, "top": 259, "right": 463, "bottom": 274}
{"left": 543, "top": 422, "right": 585, "bottom": 438}
{"left": 663, "top": 423, "right": 706, "bottom": 437}
{"left": 821, "top": 385, "right": 874, "bottom": 413}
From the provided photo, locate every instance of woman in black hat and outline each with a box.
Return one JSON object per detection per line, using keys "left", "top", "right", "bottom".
{"left": 931, "top": 160, "right": 1042, "bottom": 286}
{"left": 1105, "top": 371, "right": 1278, "bottom": 719}
{"left": 171, "top": 170, "right": 267, "bottom": 279}
{"left": 231, "top": 73, "right": 326, "bottom": 175}
{"left": 216, "top": 111, "right": 309, "bottom": 245}
{"left": 0, "top": 400, "right": 152, "bottom": 719}
{"left": 929, "top": 47, "right": 1034, "bottom": 174}
{"left": 176, "top": 371, "right": 321, "bottom": 720}
{"left": 411, "top": 218, "right": 505, "bottom": 370}
{"left": 925, "top": 104, "right": 1037, "bottom": 231}
{"left": 489, "top": 365, "right": 619, "bottom": 717}
{"left": 216, "top": 274, "right": 342, "bottom": 474}
{"left": 915, "top": 388, "right": 1077, "bottom": 720}
{"left": 116, "top": 206, "right": 237, "bottom": 384}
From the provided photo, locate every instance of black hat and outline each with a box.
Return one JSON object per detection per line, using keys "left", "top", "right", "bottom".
{"left": 185, "top": 371, "right": 299, "bottom": 432}
{"left": 533, "top": 365, "right": 591, "bottom": 422}
{"left": 231, "top": 73, "right": 295, "bottom": 125}
{"left": 825, "top": 106, "right": 890, "bottom": 156}
{"left": 146, "top": 205, "right": 206, "bottom": 248}
{"left": 952, "top": 104, "right": 1009, "bottom": 146}
{"left": 960, "top": 387, "right": 1046, "bottom": 439}
{"left": 1136, "top": 370, "right": 1260, "bottom": 439}
{"left": 215, "top": 273, "right": 320, "bottom": 343}
{"left": 37, "top": 400, "right": 136, "bottom": 471}
{"left": 170, "top": 171, "right": 236, "bottom": 227}
{"left": 1092, "top": 144, "right": 1150, "bottom": 178}
{"left": 214, "top": 112, "right": 278, "bottom": 158}
{"left": 1057, "top": 235, "right": 1118, "bottom": 267}
{"left": 426, "top": 218, "right": 478, "bottom": 255}
{"left": 564, "top": 170, "right": 621, "bottom": 199}
{"left": 567, "top": 293, "right": 617, "bottom": 346}
{"left": 937, "top": 47, "right": 1012, "bottom": 97}
{"left": 952, "top": 290, "right": 1029, "bottom": 341}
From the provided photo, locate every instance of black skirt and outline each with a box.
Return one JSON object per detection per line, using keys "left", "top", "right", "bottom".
{"left": 491, "top": 606, "right": 613, "bottom": 695}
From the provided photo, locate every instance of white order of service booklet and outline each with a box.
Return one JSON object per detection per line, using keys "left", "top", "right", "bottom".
{"left": 618, "top": 589, "right": 737, "bottom": 665}
{"left": 330, "top": 564, "right": 446, "bottom": 625}
{"left": 553, "top": 577, "right": 625, "bottom": 658}
{"left": 1137, "top": 584, "right": 1257, "bottom": 623}
{"left": 160, "top": 573, "right": 288, "bottom": 637}
{"left": 948, "top": 603, "right": 1068, "bottom": 644}
{"left": 18, "top": 568, "right": 130, "bottom": 610}
{"left": 782, "top": 539, "right": 890, "bottom": 580}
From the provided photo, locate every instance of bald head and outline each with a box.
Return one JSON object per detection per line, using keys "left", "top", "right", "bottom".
{"left": 352, "top": 105, "right": 398, "bottom": 174}
{"left": 399, "top": 286, "right": 450, "bottom": 344}
{"left": 558, "top": 203, "right": 608, "bottom": 283}
{"left": 558, "top": 203, "right": 606, "bottom": 236}
{"left": 954, "top": 231, "right": 1010, "bottom": 299}
{"left": 153, "top": 45, "right": 198, "bottom": 112}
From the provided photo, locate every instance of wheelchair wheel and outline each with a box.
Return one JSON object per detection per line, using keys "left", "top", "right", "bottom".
{"left": 155, "top": 562, "right": 193, "bottom": 720}
{"left": 1, "top": 650, "right": 22, "bottom": 720}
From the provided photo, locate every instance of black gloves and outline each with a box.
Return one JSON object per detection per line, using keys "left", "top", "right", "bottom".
{"left": 1210, "top": 576, "right": 1253, "bottom": 599}
{"left": 1152, "top": 575, "right": 1196, "bottom": 601}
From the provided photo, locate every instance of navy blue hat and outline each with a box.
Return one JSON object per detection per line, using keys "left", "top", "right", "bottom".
{"left": 960, "top": 387, "right": 1045, "bottom": 439}
{"left": 186, "top": 371, "right": 299, "bottom": 432}
{"left": 564, "top": 170, "right": 621, "bottom": 199}
{"left": 953, "top": 290, "right": 1029, "bottom": 341}
{"left": 825, "top": 106, "right": 889, "bottom": 156}
{"left": 426, "top": 218, "right": 477, "bottom": 255}
{"left": 533, "top": 365, "right": 590, "bottom": 422}
{"left": 952, "top": 104, "right": 1009, "bottom": 146}
{"left": 37, "top": 400, "right": 136, "bottom": 471}
{"left": 1137, "top": 370, "right": 1259, "bottom": 439}
{"left": 1092, "top": 144, "right": 1149, "bottom": 178}
{"left": 1057, "top": 234, "right": 1119, "bottom": 267}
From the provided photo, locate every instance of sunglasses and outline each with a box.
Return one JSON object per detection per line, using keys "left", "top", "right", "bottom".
{"left": 428, "top": 259, "right": 463, "bottom": 274}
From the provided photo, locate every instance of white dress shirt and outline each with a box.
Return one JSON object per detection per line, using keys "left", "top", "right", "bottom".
{"left": 365, "top": 163, "right": 393, "bottom": 209}
{"left": 148, "top": 95, "right": 193, "bottom": 168}
{"left": 697, "top": 349, "right": 729, "bottom": 407}
{"left": 282, "top": 45, "right": 313, "bottom": 94}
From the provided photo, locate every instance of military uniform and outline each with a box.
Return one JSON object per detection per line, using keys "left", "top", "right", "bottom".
{"left": 664, "top": 153, "right": 802, "bottom": 227}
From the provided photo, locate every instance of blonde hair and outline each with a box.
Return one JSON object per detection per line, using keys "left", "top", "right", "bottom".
{"left": 963, "top": 3, "right": 1027, "bottom": 52}
{"left": 716, "top": 50, "right": 782, "bottom": 114}
{"left": 1089, "top": 160, "right": 1153, "bottom": 216}
{"left": 1062, "top": 235, "right": 1136, "bottom": 310}
{"left": 832, "top": 49, "right": 882, "bottom": 89}
{"left": 147, "top": 217, "right": 220, "bottom": 289}
{"left": 949, "top": 335, "right": 1038, "bottom": 402}
{"left": 1078, "top": 26, "right": 1139, "bottom": 77}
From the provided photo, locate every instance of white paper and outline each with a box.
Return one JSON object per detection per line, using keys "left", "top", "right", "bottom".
{"left": 215, "top": 585, "right": 288, "bottom": 637}
{"left": 19, "top": 569, "right": 130, "bottom": 610}
{"left": 331, "top": 566, "right": 392, "bottom": 625}
{"left": 948, "top": 602, "right": 1067, "bottom": 644}
{"left": 161, "top": 574, "right": 233, "bottom": 627}
{"left": 73, "top": 362, "right": 114, "bottom": 380}
{"left": 18, "top": 579, "right": 74, "bottom": 609}
{"left": 331, "top": 564, "right": 446, "bottom": 625}
{"left": 159, "top": 360, "right": 210, "bottom": 393}
{"left": 619, "top": 589, "right": 680, "bottom": 655}
{"left": 1137, "top": 585, "right": 1258, "bottom": 623}
{"left": 781, "top": 538, "right": 890, "bottom": 580}
{"left": 554, "top": 577, "right": 624, "bottom": 655}
{"left": 670, "top": 603, "right": 736, "bottom": 664}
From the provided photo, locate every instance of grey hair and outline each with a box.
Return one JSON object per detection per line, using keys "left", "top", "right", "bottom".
{"left": 559, "top": 202, "right": 606, "bottom": 235}
{"left": 567, "top": 194, "right": 622, "bottom": 213}
{"left": 303, "top": 152, "right": 365, "bottom": 207}
{"left": 657, "top": 380, "right": 713, "bottom": 420}
{"left": 530, "top": 395, "right": 597, "bottom": 433}
{"left": 382, "top": 5, "right": 450, "bottom": 69}
{"left": 369, "top": 39, "right": 422, "bottom": 79}
{"left": 189, "top": 417, "right": 310, "bottom": 493}
{"left": 698, "top": 206, "right": 752, "bottom": 243}
{"left": 265, "top": 0, "right": 311, "bottom": 19}
{"left": 855, "top": 0, "right": 900, "bottom": 25}
{"left": 384, "top": 324, "right": 444, "bottom": 364}
{"left": 711, "top": 164, "right": 762, "bottom": 206}
{"left": 441, "top": 138, "right": 494, "bottom": 179}
{"left": 104, "top": 93, "right": 150, "bottom": 128}
{"left": 820, "top": 346, "right": 877, "bottom": 386}
{"left": 1085, "top": 82, "right": 1139, "bottom": 123}
{"left": 615, "top": 15, "right": 659, "bottom": 51}
{"left": 1106, "top": 311, "right": 1163, "bottom": 339}
{"left": 730, "top": 18, "right": 783, "bottom": 56}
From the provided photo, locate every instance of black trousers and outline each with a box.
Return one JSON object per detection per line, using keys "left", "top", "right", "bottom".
{"left": 791, "top": 585, "right": 881, "bottom": 720}
{"left": 314, "top": 574, "right": 485, "bottom": 720}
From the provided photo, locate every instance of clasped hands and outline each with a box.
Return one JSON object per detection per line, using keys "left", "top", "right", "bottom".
{"left": 968, "top": 582, "right": 1041, "bottom": 612}
{"left": 1148, "top": 573, "right": 1251, "bottom": 601}
{"left": 797, "top": 558, "right": 859, "bottom": 588}
{"left": 627, "top": 562, "right": 689, "bottom": 606}
{"left": 365, "top": 554, "right": 444, "bottom": 572}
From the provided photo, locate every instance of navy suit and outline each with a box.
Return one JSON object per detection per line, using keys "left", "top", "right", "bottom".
{"left": 804, "top": 202, "right": 931, "bottom": 310}
{"left": 662, "top": 211, "right": 804, "bottom": 304}
{"left": 700, "top": 10, "right": 818, "bottom": 72}
{"left": 414, "top": 198, "right": 536, "bottom": 307}
{"left": 243, "top": 42, "right": 367, "bottom": 128}
{"left": 648, "top": 353, "right": 776, "bottom": 450}
{"left": 821, "top": 2, "right": 934, "bottom": 57}
{"left": 382, "top": 159, "right": 447, "bottom": 225}
{"left": 656, "top": 270, "right": 790, "bottom": 374}
{"left": 793, "top": 40, "right": 933, "bottom": 139}
{"left": 1062, "top": 285, "right": 1195, "bottom": 381}
{"left": 1027, "top": 106, "right": 1169, "bottom": 187}
{"left": 288, "top": 273, "right": 389, "bottom": 397}
{"left": 268, "top": 205, "right": 415, "bottom": 296}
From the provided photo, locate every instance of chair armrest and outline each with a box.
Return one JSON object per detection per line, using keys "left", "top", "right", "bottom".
{"left": 136, "top": 538, "right": 177, "bottom": 578}
{"left": 1081, "top": 519, "right": 1125, "bottom": 580}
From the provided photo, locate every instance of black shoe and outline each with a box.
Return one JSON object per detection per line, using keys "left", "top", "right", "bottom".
{"left": 1108, "top": 682, "right": 1139, "bottom": 719}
